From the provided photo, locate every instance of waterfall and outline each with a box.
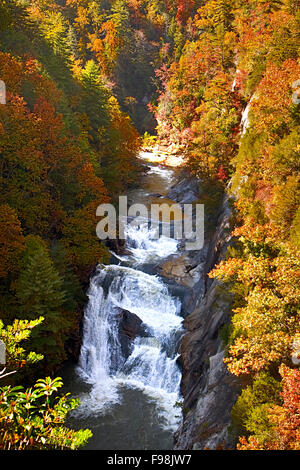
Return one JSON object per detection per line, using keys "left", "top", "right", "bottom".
{"left": 240, "top": 95, "right": 256, "bottom": 136}
{"left": 123, "top": 222, "right": 179, "bottom": 265}
{"left": 75, "top": 192, "right": 184, "bottom": 433}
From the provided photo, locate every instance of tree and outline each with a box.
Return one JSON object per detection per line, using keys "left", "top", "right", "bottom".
{"left": 238, "top": 366, "right": 300, "bottom": 450}
{"left": 0, "top": 317, "right": 44, "bottom": 379}
{"left": 0, "top": 318, "right": 92, "bottom": 449}
{"left": 79, "top": 60, "right": 110, "bottom": 147}
{"left": 16, "top": 237, "right": 69, "bottom": 371}
{"left": 0, "top": 204, "right": 25, "bottom": 278}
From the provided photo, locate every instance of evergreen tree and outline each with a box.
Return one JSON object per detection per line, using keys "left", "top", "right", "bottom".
{"left": 80, "top": 60, "right": 110, "bottom": 146}
{"left": 16, "top": 237, "right": 68, "bottom": 370}
{"left": 50, "top": 241, "right": 86, "bottom": 313}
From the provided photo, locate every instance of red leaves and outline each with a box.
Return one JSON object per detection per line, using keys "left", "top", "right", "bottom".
{"left": 238, "top": 366, "right": 300, "bottom": 450}
{"left": 176, "top": 0, "right": 195, "bottom": 24}
{"left": 217, "top": 164, "right": 228, "bottom": 181}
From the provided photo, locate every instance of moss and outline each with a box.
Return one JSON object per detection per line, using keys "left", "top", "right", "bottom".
{"left": 218, "top": 322, "right": 232, "bottom": 349}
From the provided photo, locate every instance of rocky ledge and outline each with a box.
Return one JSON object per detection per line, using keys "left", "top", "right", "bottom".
{"left": 157, "top": 173, "right": 240, "bottom": 450}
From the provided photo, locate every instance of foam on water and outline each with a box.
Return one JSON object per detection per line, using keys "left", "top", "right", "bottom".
{"left": 124, "top": 222, "right": 179, "bottom": 265}
{"left": 75, "top": 158, "right": 184, "bottom": 436}
{"left": 76, "top": 263, "right": 183, "bottom": 432}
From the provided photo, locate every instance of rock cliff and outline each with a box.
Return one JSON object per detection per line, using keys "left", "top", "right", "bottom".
{"left": 159, "top": 176, "right": 240, "bottom": 450}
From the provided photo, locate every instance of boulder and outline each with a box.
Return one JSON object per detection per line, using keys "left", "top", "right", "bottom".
{"left": 116, "top": 307, "right": 150, "bottom": 360}
{"left": 166, "top": 174, "right": 202, "bottom": 204}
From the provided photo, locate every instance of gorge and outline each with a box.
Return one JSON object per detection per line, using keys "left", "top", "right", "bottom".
{"left": 62, "top": 151, "right": 239, "bottom": 450}
{"left": 1, "top": 0, "right": 299, "bottom": 452}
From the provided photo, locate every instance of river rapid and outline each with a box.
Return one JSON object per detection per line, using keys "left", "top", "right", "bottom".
{"left": 62, "top": 151, "right": 187, "bottom": 450}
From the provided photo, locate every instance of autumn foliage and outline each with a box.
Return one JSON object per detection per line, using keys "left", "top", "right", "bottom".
{"left": 152, "top": 0, "right": 300, "bottom": 450}
{"left": 0, "top": 0, "right": 299, "bottom": 451}
{"left": 0, "top": 1, "right": 141, "bottom": 375}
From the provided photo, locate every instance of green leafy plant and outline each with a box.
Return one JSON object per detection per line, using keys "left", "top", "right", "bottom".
{"left": 0, "top": 318, "right": 92, "bottom": 450}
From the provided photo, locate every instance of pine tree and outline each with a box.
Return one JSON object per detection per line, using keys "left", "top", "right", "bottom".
{"left": 16, "top": 237, "right": 68, "bottom": 370}
{"left": 50, "top": 241, "right": 86, "bottom": 313}
{"left": 80, "top": 60, "right": 110, "bottom": 146}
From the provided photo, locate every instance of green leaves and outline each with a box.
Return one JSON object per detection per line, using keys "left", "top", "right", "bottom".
{"left": 15, "top": 237, "right": 70, "bottom": 369}
{"left": 0, "top": 319, "right": 92, "bottom": 450}
{"left": 34, "top": 377, "right": 64, "bottom": 396}
{"left": 0, "top": 377, "right": 92, "bottom": 449}
{"left": 0, "top": 317, "right": 44, "bottom": 372}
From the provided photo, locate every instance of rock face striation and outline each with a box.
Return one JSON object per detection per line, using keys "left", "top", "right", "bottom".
{"left": 158, "top": 175, "right": 240, "bottom": 450}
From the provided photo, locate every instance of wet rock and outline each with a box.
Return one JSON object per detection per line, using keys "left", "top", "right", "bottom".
{"left": 166, "top": 173, "right": 202, "bottom": 204}
{"left": 148, "top": 192, "right": 164, "bottom": 198}
{"left": 158, "top": 253, "right": 207, "bottom": 289}
{"left": 106, "top": 238, "right": 129, "bottom": 256}
{"left": 117, "top": 308, "right": 150, "bottom": 359}
{"left": 173, "top": 194, "right": 241, "bottom": 450}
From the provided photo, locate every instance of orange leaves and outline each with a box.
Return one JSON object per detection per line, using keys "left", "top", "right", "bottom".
{"left": 23, "top": 57, "right": 62, "bottom": 107}
{"left": 0, "top": 49, "right": 113, "bottom": 272}
{"left": 176, "top": 0, "right": 195, "bottom": 25}
{"left": 272, "top": 365, "right": 300, "bottom": 450}
{"left": 33, "top": 96, "right": 64, "bottom": 145}
{"left": 150, "top": 0, "right": 300, "bottom": 451}
{"left": 102, "top": 96, "right": 141, "bottom": 192}
{"left": 0, "top": 52, "right": 23, "bottom": 96}
{"left": 251, "top": 59, "right": 300, "bottom": 138}
{"left": 210, "top": 228, "right": 300, "bottom": 377}
{"left": 88, "top": 19, "right": 122, "bottom": 74}
{"left": 209, "top": 257, "right": 243, "bottom": 281}
{"left": 0, "top": 52, "right": 61, "bottom": 108}
{"left": 77, "top": 162, "right": 109, "bottom": 204}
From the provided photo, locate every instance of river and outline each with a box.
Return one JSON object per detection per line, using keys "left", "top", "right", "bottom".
{"left": 62, "top": 151, "right": 186, "bottom": 450}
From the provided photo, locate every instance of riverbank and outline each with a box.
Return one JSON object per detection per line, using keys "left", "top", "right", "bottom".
{"left": 153, "top": 170, "right": 240, "bottom": 450}
{"left": 62, "top": 152, "right": 239, "bottom": 450}
{"left": 140, "top": 145, "right": 187, "bottom": 168}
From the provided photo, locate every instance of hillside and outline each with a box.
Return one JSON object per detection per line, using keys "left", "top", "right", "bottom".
{"left": 0, "top": 0, "right": 299, "bottom": 451}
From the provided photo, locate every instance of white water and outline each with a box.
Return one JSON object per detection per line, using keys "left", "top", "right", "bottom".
{"left": 240, "top": 95, "right": 256, "bottom": 136}
{"left": 73, "top": 164, "right": 184, "bottom": 437}
{"left": 122, "top": 222, "right": 179, "bottom": 265}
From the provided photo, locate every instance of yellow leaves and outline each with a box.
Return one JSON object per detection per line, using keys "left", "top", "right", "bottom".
{"left": 209, "top": 257, "right": 243, "bottom": 281}
{"left": 212, "top": 226, "right": 300, "bottom": 377}
{"left": 225, "top": 331, "right": 292, "bottom": 376}
{"left": 88, "top": 20, "right": 121, "bottom": 75}
{"left": 238, "top": 364, "right": 300, "bottom": 449}
{"left": 251, "top": 59, "right": 300, "bottom": 138}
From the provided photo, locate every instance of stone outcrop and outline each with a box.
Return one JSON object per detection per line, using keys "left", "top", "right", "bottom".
{"left": 157, "top": 251, "right": 209, "bottom": 289}
{"left": 158, "top": 174, "right": 240, "bottom": 450}
{"left": 166, "top": 171, "right": 203, "bottom": 204}
{"left": 174, "top": 275, "right": 240, "bottom": 449}
{"left": 117, "top": 307, "right": 150, "bottom": 359}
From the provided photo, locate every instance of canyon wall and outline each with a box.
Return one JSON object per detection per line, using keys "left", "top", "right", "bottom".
{"left": 159, "top": 175, "right": 240, "bottom": 450}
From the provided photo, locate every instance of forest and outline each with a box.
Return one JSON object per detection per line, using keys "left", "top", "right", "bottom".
{"left": 0, "top": 0, "right": 299, "bottom": 451}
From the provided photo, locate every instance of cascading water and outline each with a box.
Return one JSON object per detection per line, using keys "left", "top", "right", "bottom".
{"left": 76, "top": 262, "right": 183, "bottom": 425}
{"left": 65, "top": 156, "right": 185, "bottom": 450}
